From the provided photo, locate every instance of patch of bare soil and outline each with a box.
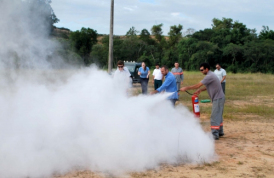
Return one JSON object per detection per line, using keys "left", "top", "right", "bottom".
{"left": 57, "top": 117, "right": 274, "bottom": 178}
{"left": 57, "top": 84, "right": 274, "bottom": 178}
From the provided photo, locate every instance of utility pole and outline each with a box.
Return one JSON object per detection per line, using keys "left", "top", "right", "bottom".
{"left": 108, "top": 0, "right": 114, "bottom": 74}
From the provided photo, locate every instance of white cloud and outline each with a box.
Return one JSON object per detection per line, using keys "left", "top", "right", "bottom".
{"left": 51, "top": 0, "right": 274, "bottom": 35}
{"left": 124, "top": 7, "right": 134, "bottom": 11}
{"left": 171, "top": 12, "right": 180, "bottom": 17}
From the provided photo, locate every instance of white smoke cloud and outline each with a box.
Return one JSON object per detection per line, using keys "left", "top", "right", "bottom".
{"left": 0, "top": 0, "right": 79, "bottom": 70}
{"left": 0, "top": 1, "right": 216, "bottom": 177}
{"left": 0, "top": 69, "right": 215, "bottom": 177}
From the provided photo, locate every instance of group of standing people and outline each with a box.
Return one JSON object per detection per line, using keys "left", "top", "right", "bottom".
{"left": 139, "top": 62, "right": 184, "bottom": 95}
{"left": 114, "top": 60, "right": 227, "bottom": 140}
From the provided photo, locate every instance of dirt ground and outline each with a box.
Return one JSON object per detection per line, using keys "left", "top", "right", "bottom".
{"left": 57, "top": 117, "right": 274, "bottom": 178}
{"left": 57, "top": 83, "right": 274, "bottom": 178}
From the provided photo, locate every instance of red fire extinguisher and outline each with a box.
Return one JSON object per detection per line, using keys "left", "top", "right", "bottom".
{"left": 192, "top": 95, "right": 200, "bottom": 118}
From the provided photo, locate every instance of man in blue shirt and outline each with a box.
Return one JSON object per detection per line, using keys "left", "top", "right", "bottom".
{"left": 151, "top": 65, "right": 178, "bottom": 106}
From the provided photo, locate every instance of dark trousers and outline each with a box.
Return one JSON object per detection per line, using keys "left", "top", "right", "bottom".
{"left": 169, "top": 99, "right": 177, "bottom": 107}
{"left": 140, "top": 78, "right": 149, "bottom": 94}
{"left": 221, "top": 82, "right": 226, "bottom": 94}
{"left": 154, "top": 79, "right": 162, "bottom": 90}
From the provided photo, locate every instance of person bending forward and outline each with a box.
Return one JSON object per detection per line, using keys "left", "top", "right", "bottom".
{"left": 180, "top": 63, "right": 225, "bottom": 140}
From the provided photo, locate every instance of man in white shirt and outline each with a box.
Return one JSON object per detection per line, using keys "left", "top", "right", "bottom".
{"left": 214, "top": 63, "right": 226, "bottom": 94}
{"left": 152, "top": 63, "right": 163, "bottom": 90}
{"left": 113, "top": 60, "right": 131, "bottom": 89}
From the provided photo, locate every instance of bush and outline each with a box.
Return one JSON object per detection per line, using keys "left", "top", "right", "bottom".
{"left": 227, "top": 65, "right": 238, "bottom": 73}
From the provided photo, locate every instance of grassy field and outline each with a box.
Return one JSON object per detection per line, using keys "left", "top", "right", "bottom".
{"left": 179, "top": 71, "right": 274, "bottom": 120}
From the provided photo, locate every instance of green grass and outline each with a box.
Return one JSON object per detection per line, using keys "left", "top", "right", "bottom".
{"left": 176, "top": 71, "right": 274, "bottom": 120}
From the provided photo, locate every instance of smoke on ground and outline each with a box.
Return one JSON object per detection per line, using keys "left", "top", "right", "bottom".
{"left": 0, "top": 1, "right": 215, "bottom": 177}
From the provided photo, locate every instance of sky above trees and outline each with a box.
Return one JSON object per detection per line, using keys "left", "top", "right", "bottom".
{"left": 51, "top": 0, "right": 273, "bottom": 35}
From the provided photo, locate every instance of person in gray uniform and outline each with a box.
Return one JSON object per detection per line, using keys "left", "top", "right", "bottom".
{"left": 171, "top": 62, "right": 184, "bottom": 93}
{"left": 180, "top": 63, "right": 225, "bottom": 140}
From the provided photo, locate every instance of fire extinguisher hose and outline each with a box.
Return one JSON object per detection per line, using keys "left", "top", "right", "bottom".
{"left": 185, "top": 90, "right": 194, "bottom": 96}
{"left": 178, "top": 90, "right": 194, "bottom": 96}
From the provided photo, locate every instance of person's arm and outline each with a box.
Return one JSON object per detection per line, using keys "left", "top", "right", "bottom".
{"left": 220, "top": 69, "right": 226, "bottom": 83}
{"left": 194, "top": 87, "right": 207, "bottom": 95}
{"left": 152, "top": 70, "right": 155, "bottom": 83}
{"left": 180, "top": 68, "right": 184, "bottom": 81}
{"left": 221, "top": 76, "right": 226, "bottom": 83}
{"left": 180, "top": 74, "right": 184, "bottom": 84}
{"left": 151, "top": 76, "right": 172, "bottom": 94}
{"left": 151, "top": 90, "right": 159, "bottom": 94}
{"left": 138, "top": 68, "right": 141, "bottom": 76}
{"left": 180, "top": 82, "right": 203, "bottom": 92}
{"left": 147, "top": 67, "right": 150, "bottom": 78}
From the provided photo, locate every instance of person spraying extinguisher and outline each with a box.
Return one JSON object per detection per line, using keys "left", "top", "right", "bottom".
{"left": 179, "top": 63, "right": 225, "bottom": 140}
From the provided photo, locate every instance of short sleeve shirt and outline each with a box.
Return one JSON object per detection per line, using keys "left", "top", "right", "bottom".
{"left": 152, "top": 68, "right": 163, "bottom": 80}
{"left": 113, "top": 67, "right": 131, "bottom": 88}
{"left": 201, "top": 71, "right": 224, "bottom": 100}
{"left": 138, "top": 67, "right": 149, "bottom": 78}
{"left": 114, "top": 67, "right": 131, "bottom": 80}
{"left": 214, "top": 68, "right": 226, "bottom": 83}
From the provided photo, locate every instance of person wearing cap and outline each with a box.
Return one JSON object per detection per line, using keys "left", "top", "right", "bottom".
{"left": 180, "top": 63, "right": 225, "bottom": 140}
{"left": 152, "top": 63, "right": 164, "bottom": 90}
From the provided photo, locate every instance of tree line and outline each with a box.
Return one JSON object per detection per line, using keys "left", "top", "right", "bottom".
{"left": 23, "top": 1, "right": 274, "bottom": 73}
{"left": 63, "top": 18, "right": 274, "bottom": 73}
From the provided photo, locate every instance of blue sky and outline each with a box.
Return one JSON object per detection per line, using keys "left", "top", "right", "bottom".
{"left": 51, "top": 0, "right": 274, "bottom": 35}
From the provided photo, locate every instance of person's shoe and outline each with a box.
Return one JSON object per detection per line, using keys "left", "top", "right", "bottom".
{"left": 214, "top": 136, "right": 219, "bottom": 140}
{"left": 219, "top": 133, "right": 225, "bottom": 137}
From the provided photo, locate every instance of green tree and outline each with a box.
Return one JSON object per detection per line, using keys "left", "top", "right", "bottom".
{"left": 165, "top": 24, "right": 183, "bottom": 66}
{"left": 70, "top": 27, "right": 98, "bottom": 65}
{"left": 259, "top": 26, "right": 274, "bottom": 40}
{"left": 243, "top": 40, "right": 274, "bottom": 73}
{"left": 223, "top": 43, "right": 244, "bottom": 65}
{"left": 261, "top": 39, "right": 274, "bottom": 73}
{"left": 184, "top": 28, "right": 196, "bottom": 37}
{"left": 139, "top": 29, "right": 156, "bottom": 45}
{"left": 121, "top": 27, "right": 146, "bottom": 61}
{"left": 212, "top": 18, "right": 233, "bottom": 30}
{"left": 177, "top": 38, "right": 198, "bottom": 70}
{"left": 151, "top": 23, "right": 163, "bottom": 42}
{"left": 140, "top": 29, "right": 150, "bottom": 40}
{"left": 168, "top": 24, "right": 183, "bottom": 46}
{"left": 126, "top": 26, "right": 139, "bottom": 36}
{"left": 191, "top": 41, "right": 219, "bottom": 68}
{"left": 91, "top": 35, "right": 123, "bottom": 67}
